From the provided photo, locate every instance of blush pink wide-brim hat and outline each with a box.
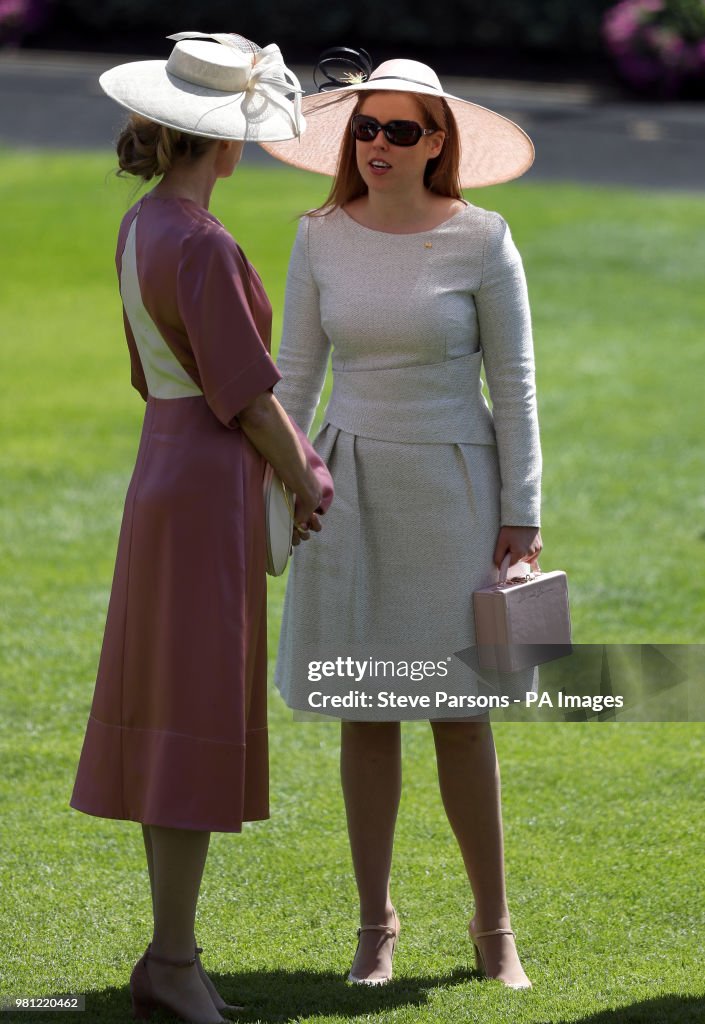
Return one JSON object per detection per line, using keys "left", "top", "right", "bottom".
{"left": 260, "top": 58, "right": 534, "bottom": 188}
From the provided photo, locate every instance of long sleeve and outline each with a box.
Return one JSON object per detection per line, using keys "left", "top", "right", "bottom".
{"left": 475, "top": 213, "right": 542, "bottom": 526}
{"left": 274, "top": 217, "right": 332, "bottom": 434}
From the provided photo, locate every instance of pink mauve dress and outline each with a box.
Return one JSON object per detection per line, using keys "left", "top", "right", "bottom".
{"left": 70, "top": 194, "right": 282, "bottom": 833}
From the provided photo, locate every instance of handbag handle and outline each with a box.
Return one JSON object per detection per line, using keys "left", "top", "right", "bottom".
{"left": 498, "top": 553, "right": 541, "bottom": 584}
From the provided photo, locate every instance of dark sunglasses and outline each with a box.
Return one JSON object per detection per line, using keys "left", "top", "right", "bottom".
{"left": 350, "top": 114, "right": 437, "bottom": 147}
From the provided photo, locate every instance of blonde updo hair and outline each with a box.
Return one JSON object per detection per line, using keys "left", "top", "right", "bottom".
{"left": 116, "top": 114, "right": 215, "bottom": 181}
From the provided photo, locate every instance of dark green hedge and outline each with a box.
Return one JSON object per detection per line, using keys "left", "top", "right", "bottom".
{"left": 46, "top": 1, "right": 616, "bottom": 57}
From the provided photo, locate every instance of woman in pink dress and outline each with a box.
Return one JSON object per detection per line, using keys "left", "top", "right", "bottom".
{"left": 70, "top": 33, "right": 332, "bottom": 1024}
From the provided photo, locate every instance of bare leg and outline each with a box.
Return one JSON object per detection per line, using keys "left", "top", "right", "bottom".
{"left": 340, "top": 721, "right": 402, "bottom": 982}
{"left": 141, "top": 825, "right": 236, "bottom": 1014}
{"left": 430, "top": 720, "right": 530, "bottom": 988}
{"left": 141, "top": 824, "right": 224, "bottom": 1023}
{"left": 142, "top": 824, "right": 155, "bottom": 914}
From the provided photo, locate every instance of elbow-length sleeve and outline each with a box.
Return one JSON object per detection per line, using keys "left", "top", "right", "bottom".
{"left": 274, "top": 217, "right": 332, "bottom": 434}
{"left": 475, "top": 213, "right": 542, "bottom": 527}
{"left": 176, "top": 225, "right": 281, "bottom": 428}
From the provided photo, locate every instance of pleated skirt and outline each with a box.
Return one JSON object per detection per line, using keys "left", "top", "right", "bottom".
{"left": 274, "top": 425, "right": 521, "bottom": 720}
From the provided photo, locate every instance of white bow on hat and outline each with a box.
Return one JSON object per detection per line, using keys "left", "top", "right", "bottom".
{"left": 167, "top": 32, "right": 304, "bottom": 139}
{"left": 99, "top": 31, "right": 305, "bottom": 143}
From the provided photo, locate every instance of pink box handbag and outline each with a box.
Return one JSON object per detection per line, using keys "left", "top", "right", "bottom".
{"left": 473, "top": 555, "right": 572, "bottom": 673}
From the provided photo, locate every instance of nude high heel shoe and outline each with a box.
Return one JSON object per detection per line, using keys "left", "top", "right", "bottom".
{"left": 129, "top": 946, "right": 226, "bottom": 1023}
{"left": 468, "top": 923, "right": 532, "bottom": 990}
{"left": 347, "top": 908, "right": 399, "bottom": 986}
{"left": 195, "top": 945, "right": 244, "bottom": 1016}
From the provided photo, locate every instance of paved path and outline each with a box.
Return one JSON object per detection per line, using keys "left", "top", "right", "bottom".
{"left": 2, "top": 50, "right": 704, "bottom": 191}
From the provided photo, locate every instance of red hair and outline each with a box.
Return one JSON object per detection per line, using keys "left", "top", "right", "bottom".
{"left": 311, "top": 90, "right": 462, "bottom": 215}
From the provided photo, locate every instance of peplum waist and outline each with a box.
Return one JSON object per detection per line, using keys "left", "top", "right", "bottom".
{"left": 322, "top": 350, "right": 497, "bottom": 445}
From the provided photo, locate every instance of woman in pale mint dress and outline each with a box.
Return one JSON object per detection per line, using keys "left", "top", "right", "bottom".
{"left": 264, "top": 55, "right": 542, "bottom": 989}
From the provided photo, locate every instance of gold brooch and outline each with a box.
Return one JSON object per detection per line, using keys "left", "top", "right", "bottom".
{"left": 424, "top": 242, "right": 433, "bottom": 249}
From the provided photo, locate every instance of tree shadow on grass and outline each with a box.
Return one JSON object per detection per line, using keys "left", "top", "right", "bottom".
{"left": 15, "top": 975, "right": 705, "bottom": 1023}
{"left": 8, "top": 966, "right": 473, "bottom": 1023}
{"left": 558, "top": 994, "right": 705, "bottom": 1024}
{"left": 217, "top": 966, "right": 475, "bottom": 1021}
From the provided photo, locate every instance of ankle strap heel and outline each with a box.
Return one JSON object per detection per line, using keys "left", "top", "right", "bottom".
{"left": 130, "top": 945, "right": 226, "bottom": 1022}
{"left": 348, "top": 908, "right": 400, "bottom": 986}
{"left": 145, "top": 943, "right": 197, "bottom": 967}
{"left": 472, "top": 927, "right": 515, "bottom": 941}
{"left": 468, "top": 923, "right": 532, "bottom": 990}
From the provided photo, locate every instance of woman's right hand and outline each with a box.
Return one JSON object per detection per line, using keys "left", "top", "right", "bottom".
{"left": 237, "top": 391, "right": 332, "bottom": 536}
{"left": 291, "top": 504, "right": 323, "bottom": 545}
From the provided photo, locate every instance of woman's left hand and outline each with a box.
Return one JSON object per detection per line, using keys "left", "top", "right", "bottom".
{"left": 493, "top": 525, "right": 542, "bottom": 570}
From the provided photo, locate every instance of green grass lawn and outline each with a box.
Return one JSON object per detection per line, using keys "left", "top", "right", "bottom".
{"left": 1, "top": 150, "right": 704, "bottom": 1023}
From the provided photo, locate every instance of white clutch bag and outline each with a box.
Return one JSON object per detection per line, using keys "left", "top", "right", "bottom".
{"left": 473, "top": 555, "right": 572, "bottom": 672}
{"left": 263, "top": 464, "right": 294, "bottom": 577}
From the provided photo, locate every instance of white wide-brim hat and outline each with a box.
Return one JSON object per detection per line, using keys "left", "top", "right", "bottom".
{"left": 99, "top": 32, "right": 305, "bottom": 142}
{"left": 261, "top": 57, "right": 534, "bottom": 187}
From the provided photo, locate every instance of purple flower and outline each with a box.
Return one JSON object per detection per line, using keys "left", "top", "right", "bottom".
{"left": 605, "top": 14, "right": 639, "bottom": 46}
{"left": 603, "top": 0, "right": 705, "bottom": 92}
{"left": 634, "top": 0, "right": 666, "bottom": 14}
{"left": 681, "top": 42, "right": 703, "bottom": 70}
{"left": 645, "top": 25, "right": 684, "bottom": 61}
{"left": 0, "top": 0, "right": 27, "bottom": 23}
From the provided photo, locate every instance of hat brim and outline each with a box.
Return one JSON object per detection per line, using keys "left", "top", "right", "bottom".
{"left": 260, "top": 86, "right": 534, "bottom": 188}
{"left": 100, "top": 60, "right": 304, "bottom": 142}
